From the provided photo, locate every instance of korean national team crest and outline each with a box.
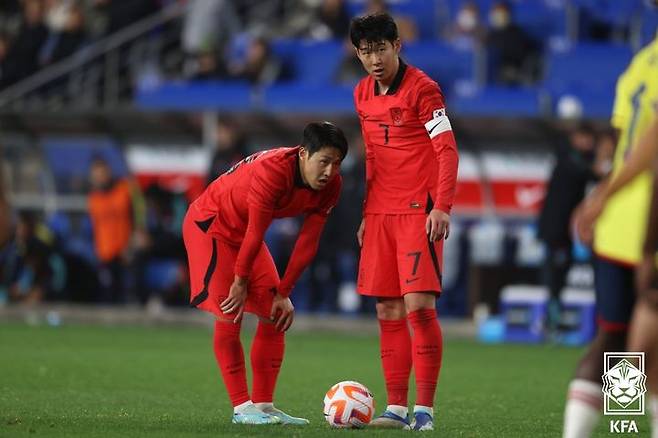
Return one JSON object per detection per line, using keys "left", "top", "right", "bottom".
{"left": 390, "top": 107, "right": 403, "bottom": 126}
{"left": 602, "top": 352, "right": 647, "bottom": 415}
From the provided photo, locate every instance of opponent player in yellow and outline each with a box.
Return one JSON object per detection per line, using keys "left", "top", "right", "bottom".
{"left": 563, "top": 32, "right": 658, "bottom": 438}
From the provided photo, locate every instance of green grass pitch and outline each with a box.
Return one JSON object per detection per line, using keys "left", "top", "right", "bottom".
{"left": 0, "top": 323, "right": 651, "bottom": 437}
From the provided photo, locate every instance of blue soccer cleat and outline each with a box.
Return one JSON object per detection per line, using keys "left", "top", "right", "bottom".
{"left": 231, "top": 404, "right": 281, "bottom": 425}
{"left": 411, "top": 411, "right": 434, "bottom": 431}
{"left": 260, "top": 406, "right": 309, "bottom": 425}
{"left": 368, "top": 410, "right": 410, "bottom": 429}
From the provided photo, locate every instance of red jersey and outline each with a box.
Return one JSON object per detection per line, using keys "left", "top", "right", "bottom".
{"left": 191, "top": 146, "right": 341, "bottom": 297}
{"left": 354, "top": 60, "right": 459, "bottom": 215}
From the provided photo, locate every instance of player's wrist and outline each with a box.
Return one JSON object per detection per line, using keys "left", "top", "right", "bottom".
{"left": 433, "top": 204, "right": 451, "bottom": 215}
{"left": 233, "top": 275, "right": 248, "bottom": 286}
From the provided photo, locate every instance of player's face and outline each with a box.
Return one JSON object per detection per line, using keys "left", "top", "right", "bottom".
{"left": 300, "top": 146, "right": 342, "bottom": 190}
{"left": 355, "top": 39, "right": 401, "bottom": 84}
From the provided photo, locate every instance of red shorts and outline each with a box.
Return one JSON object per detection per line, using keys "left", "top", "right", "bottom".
{"left": 182, "top": 205, "right": 279, "bottom": 320}
{"left": 357, "top": 214, "right": 443, "bottom": 297}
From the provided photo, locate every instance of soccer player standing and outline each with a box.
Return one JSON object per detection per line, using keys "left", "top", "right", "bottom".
{"left": 183, "top": 122, "right": 347, "bottom": 425}
{"left": 562, "top": 35, "right": 658, "bottom": 438}
{"left": 349, "top": 13, "right": 459, "bottom": 431}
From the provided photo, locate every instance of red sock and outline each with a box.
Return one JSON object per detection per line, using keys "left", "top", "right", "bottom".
{"left": 250, "top": 321, "right": 285, "bottom": 403}
{"left": 408, "top": 309, "right": 442, "bottom": 407}
{"left": 378, "top": 318, "right": 412, "bottom": 407}
{"left": 213, "top": 320, "right": 249, "bottom": 407}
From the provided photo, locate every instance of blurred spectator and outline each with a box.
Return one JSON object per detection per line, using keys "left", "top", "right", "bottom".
{"left": 39, "top": 3, "right": 86, "bottom": 66}
{"left": 185, "top": 46, "right": 227, "bottom": 80}
{"left": 2, "top": 0, "right": 48, "bottom": 86}
{"left": 0, "top": 149, "right": 16, "bottom": 304}
{"left": 0, "top": 1, "right": 21, "bottom": 36}
{"left": 446, "top": 1, "right": 486, "bottom": 49}
{"left": 87, "top": 156, "right": 144, "bottom": 303}
{"left": 228, "top": 36, "right": 284, "bottom": 86}
{"left": 308, "top": 134, "right": 366, "bottom": 312}
{"left": 366, "top": 0, "right": 418, "bottom": 42}
{"left": 94, "top": 0, "right": 158, "bottom": 36}
{"left": 537, "top": 122, "right": 599, "bottom": 329}
{"left": 593, "top": 127, "right": 616, "bottom": 178}
{"left": 486, "top": 1, "right": 540, "bottom": 86}
{"left": 308, "top": 0, "right": 351, "bottom": 40}
{"left": 9, "top": 211, "right": 66, "bottom": 304}
{"left": 206, "top": 118, "right": 247, "bottom": 184}
{"left": 0, "top": 33, "right": 9, "bottom": 88}
{"left": 334, "top": 39, "right": 364, "bottom": 85}
{"left": 181, "top": 0, "right": 240, "bottom": 79}
{"left": 132, "top": 184, "right": 187, "bottom": 306}
{"left": 236, "top": 0, "right": 315, "bottom": 39}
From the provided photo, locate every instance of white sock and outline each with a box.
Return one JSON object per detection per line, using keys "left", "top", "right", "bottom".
{"left": 563, "top": 379, "right": 601, "bottom": 438}
{"left": 413, "top": 405, "right": 433, "bottom": 417}
{"left": 650, "top": 395, "right": 658, "bottom": 438}
{"left": 254, "top": 402, "right": 274, "bottom": 412}
{"left": 386, "top": 404, "right": 408, "bottom": 418}
{"left": 233, "top": 400, "right": 254, "bottom": 414}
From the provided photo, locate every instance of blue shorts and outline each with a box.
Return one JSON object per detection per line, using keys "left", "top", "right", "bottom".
{"left": 594, "top": 256, "right": 635, "bottom": 332}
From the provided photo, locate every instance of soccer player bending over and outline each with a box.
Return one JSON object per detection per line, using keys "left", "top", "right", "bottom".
{"left": 350, "top": 13, "right": 459, "bottom": 431}
{"left": 183, "top": 122, "right": 347, "bottom": 425}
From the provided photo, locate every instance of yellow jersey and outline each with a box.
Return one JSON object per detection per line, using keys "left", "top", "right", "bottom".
{"left": 594, "top": 37, "right": 658, "bottom": 265}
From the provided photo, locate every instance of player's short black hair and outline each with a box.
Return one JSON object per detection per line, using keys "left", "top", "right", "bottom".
{"left": 301, "top": 121, "right": 348, "bottom": 160}
{"left": 349, "top": 13, "right": 399, "bottom": 48}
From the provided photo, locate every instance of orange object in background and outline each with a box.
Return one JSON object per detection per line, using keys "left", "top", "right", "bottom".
{"left": 88, "top": 179, "right": 133, "bottom": 262}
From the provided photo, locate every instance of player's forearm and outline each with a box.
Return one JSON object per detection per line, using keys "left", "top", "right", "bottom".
{"left": 234, "top": 207, "right": 273, "bottom": 278}
{"left": 279, "top": 215, "right": 325, "bottom": 297}
{"left": 432, "top": 132, "right": 459, "bottom": 213}
{"left": 604, "top": 117, "right": 658, "bottom": 200}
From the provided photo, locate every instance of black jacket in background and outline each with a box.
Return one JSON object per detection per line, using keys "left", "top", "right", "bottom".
{"left": 537, "top": 138, "right": 597, "bottom": 246}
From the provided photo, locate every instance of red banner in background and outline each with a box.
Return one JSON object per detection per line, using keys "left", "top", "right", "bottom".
{"left": 126, "top": 145, "right": 210, "bottom": 202}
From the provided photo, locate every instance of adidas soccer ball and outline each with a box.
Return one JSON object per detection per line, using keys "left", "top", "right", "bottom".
{"left": 323, "top": 380, "right": 375, "bottom": 428}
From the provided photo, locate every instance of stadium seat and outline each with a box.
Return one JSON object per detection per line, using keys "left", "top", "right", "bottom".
{"left": 271, "top": 40, "right": 344, "bottom": 85}
{"left": 550, "top": 86, "right": 616, "bottom": 119}
{"left": 512, "top": 0, "right": 568, "bottom": 42}
{"left": 542, "top": 42, "right": 632, "bottom": 94}
{"left": 47, "top": 212, "right": 72, "bottom": 241}
{"left": 450, "top": 85, "right": 542, "bottom": 117}
{"left": 402, "top": 41, "right": 474, "bottom": 87}
{"left": 145, "top": 259, "right": 181, "bottom": 291}
{"left": 574, "top": 0, "right": 643, "bottom": 28}
{"left": 542, "top": 42, "right": 631, "bottom": 118}
{"left": 42, "top": 137, "right": 127, "bottom": 193}
{"left": 346, "top": 0, "right": 440, "bottom": 39}
{"left": 639, "top": 8, "right": 658, "bottom": 47}
{"left": 135, "top": 81, "right": 253, "bottom": 111}
{"left": 262, "top": 84, "right": 354, "bottom": 113}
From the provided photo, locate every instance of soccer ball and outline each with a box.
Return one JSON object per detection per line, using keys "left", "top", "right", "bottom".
{"left": 323, "top": 380, "right": 375, "bottom": 428}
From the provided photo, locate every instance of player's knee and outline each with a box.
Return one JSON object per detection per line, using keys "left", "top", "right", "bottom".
{"left": 638, "top": 292, "right": 658, "bottom": 311}
{"left": 403, "top": 292, "right": 436, "bottom": 314}
{"left": 595, "top": 328, "right": 627, "bottom": 351}
{"left": 376, "top": 299, "right": 405, "bottom": 320}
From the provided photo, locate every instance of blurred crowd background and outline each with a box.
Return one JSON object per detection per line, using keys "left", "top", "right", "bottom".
{"left": 1, "top": 0, "right": 656, "bottom": 323}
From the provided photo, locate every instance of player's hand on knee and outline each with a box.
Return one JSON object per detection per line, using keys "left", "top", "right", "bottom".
{"left": 357, "top": 218, "right": 365, "bottom": 247}
{"left": 271, "top": 294, "right": 294, "bottom": 332}
{"left": 426, "top": 209, "right": 450, "bottom": 241}
{"left": 221, "top": 276, "right": 248, "bottom": 322}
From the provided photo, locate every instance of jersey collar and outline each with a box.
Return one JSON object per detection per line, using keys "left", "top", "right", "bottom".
{"left": 374, "top": 58, "right": 407, "bottom": 96}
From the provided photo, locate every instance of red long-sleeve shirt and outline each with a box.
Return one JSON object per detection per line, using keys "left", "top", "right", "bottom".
{"left": 192, "top": 146, "right": 341, "bottom": 297}
{"left": 354, "top": 60, "right": 459, "bottom": 214}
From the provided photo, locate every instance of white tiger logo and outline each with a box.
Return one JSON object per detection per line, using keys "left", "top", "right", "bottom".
{"left": 602, "top": 359, "right": 647, "bottom": 408}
